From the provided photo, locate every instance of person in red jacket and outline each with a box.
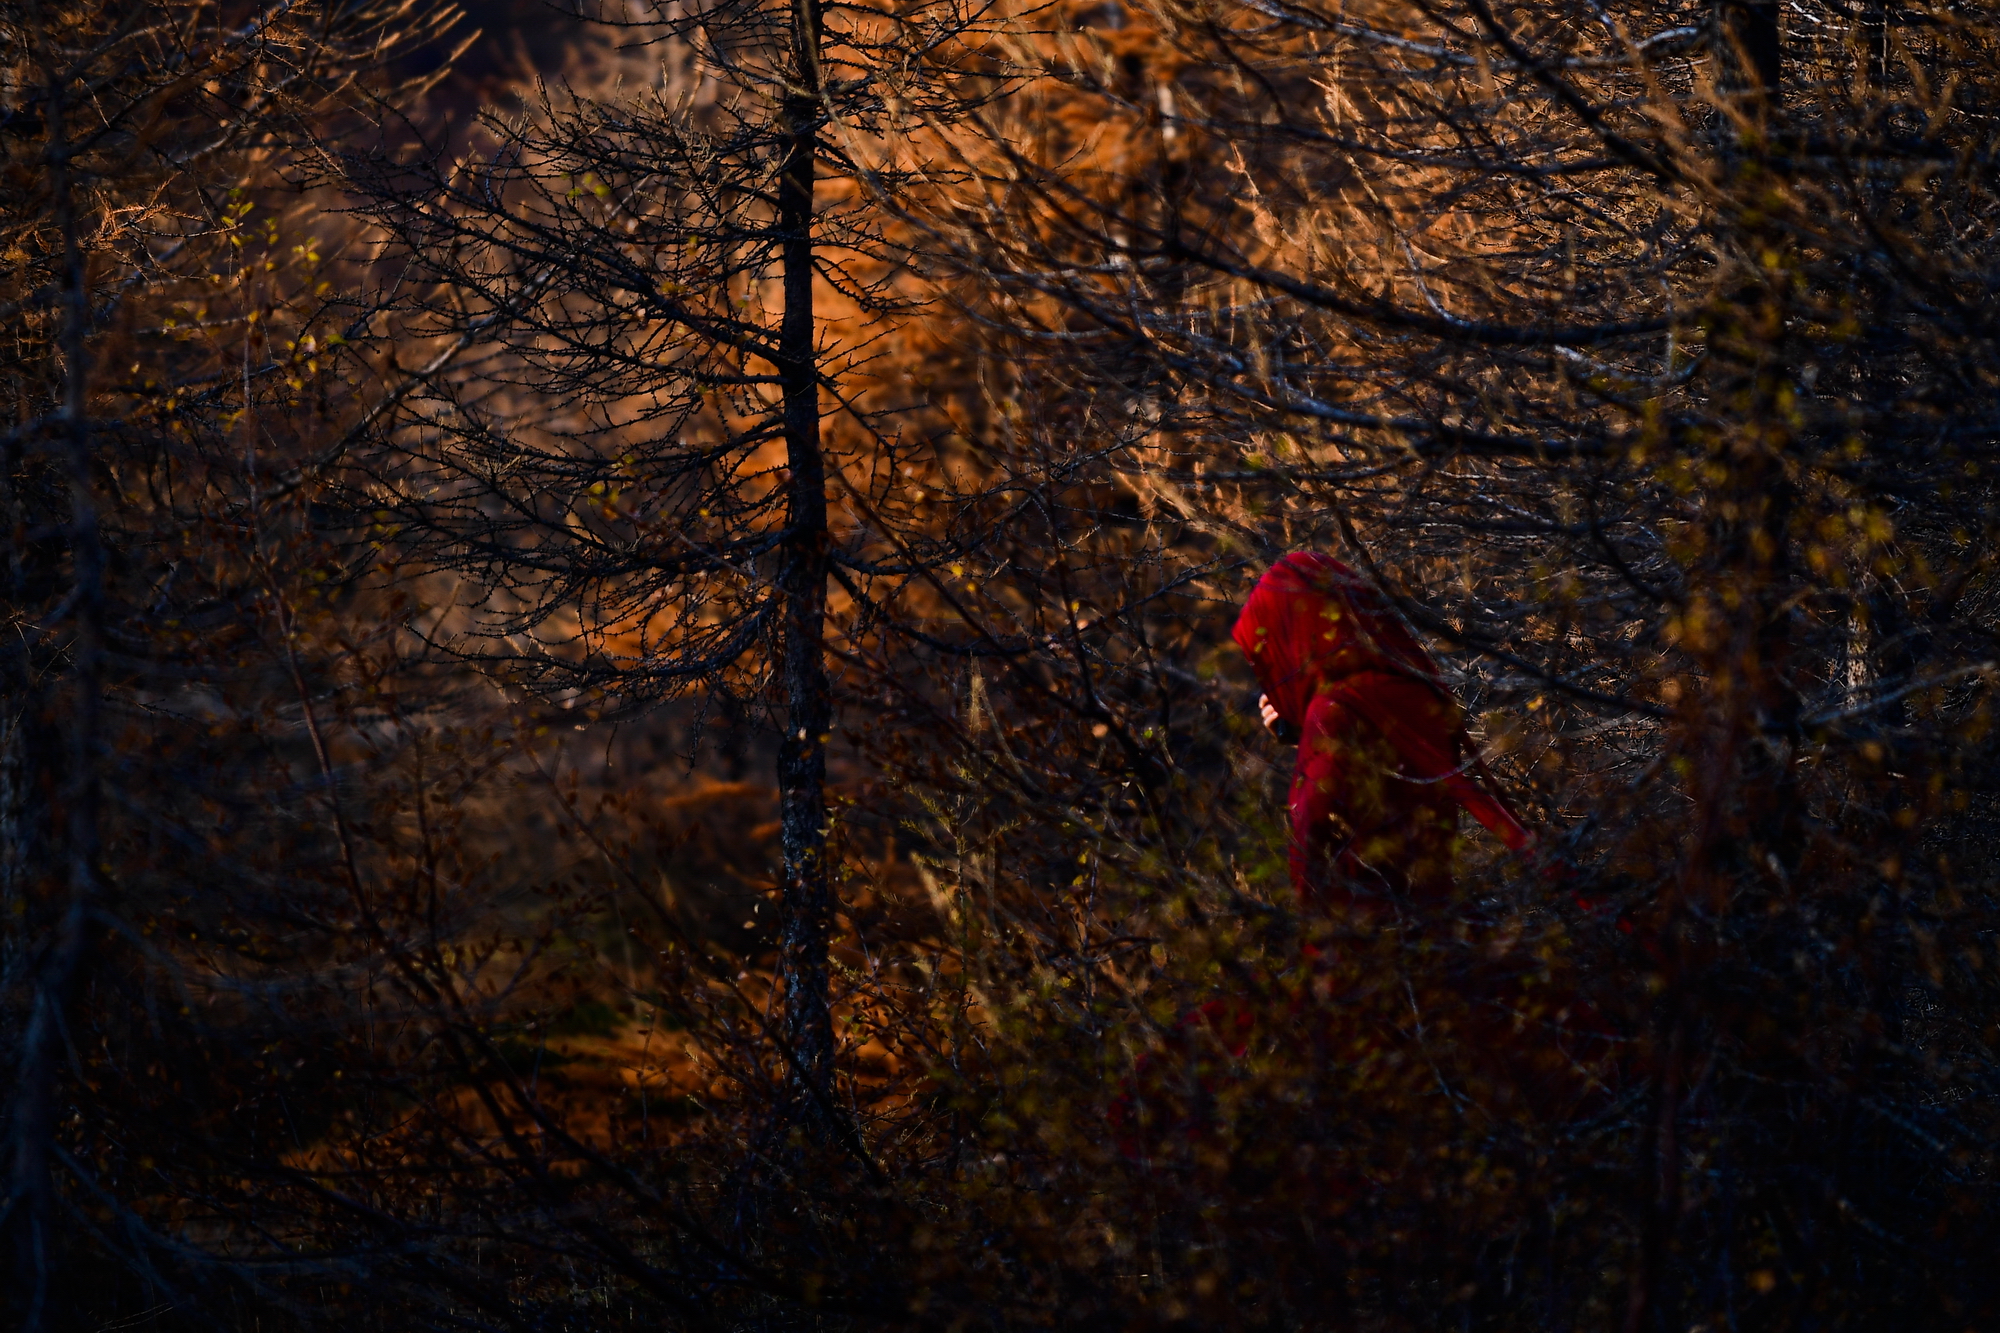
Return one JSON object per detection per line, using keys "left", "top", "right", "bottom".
{"left": 1111, "top": 555, "right": 1579, "bottom": 1158}
{"left": 1232, "top": 551, "right": 1532, "bottom": 908}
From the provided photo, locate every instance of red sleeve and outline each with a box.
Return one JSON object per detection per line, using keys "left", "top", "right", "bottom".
{"left": 1325, "top": 674, "right": 1536, "bottom": 854}
{"left": 1288, "top": 690, "right": 1359, "bottom": 903}
{"left": 1288, "top": 678, "right": 1537, "bottom": 904}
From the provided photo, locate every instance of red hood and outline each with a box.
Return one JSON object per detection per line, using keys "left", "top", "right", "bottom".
{"left": 1231, "top": 552, "right": 1443, "bottom": 726}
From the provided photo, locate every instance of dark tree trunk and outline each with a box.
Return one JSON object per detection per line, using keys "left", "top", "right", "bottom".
{"left": 6, "top": 36, "right": 104, "bottom": 1326}
{"left": 1718, "top": 0, "right": 1782, "bottom": 107}
{"left": 775, "top": 0, "right": 834, "bottom": 1108}
{"left": 1863, "top": 3, "right": 1889, "bottom": 93}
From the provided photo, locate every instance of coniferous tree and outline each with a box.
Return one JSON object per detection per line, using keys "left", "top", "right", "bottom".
{"left": 338, "top": 0, "right": 998, "bottom": 1112}
{"left": 0, "top": 2, "right": 449, "bottom": 1324}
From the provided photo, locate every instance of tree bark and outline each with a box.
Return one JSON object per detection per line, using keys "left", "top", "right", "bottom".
{"left": 7, "top": 23, "right": 104, "bottom": 1323}
{"left": 1718, "top": 0, "right": 1782, "bottom": 108}
{"left": 775, "top": 0, "right": 834, "bottom": 1108}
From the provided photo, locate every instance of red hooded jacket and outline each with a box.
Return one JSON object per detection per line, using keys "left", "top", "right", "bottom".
{"left": 1232, "top": 553, "right": 1532, "bottom": 906}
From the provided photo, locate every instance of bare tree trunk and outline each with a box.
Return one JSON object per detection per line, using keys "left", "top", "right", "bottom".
{"left": 1862, "top": 2, "right": 1889, "bottom": 93}
{"left": 775, "top": 0, "right": 834, "bottom": 1108}
{"left": 6, "top": 22, "right": 104, "bottom": 1323}
{"left": 1718, "top": 0, "right": 1782, "bottom": 108}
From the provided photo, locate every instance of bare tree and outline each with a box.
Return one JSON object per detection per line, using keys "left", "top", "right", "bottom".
{"left": 0, "top": 2, "right": 449, "bottom": 1323}
{"left": 336, "top": 0, "right": 996, "bottom": 1109}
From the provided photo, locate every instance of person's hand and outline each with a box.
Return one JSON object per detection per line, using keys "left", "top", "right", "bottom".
{"left": 1258, "top": 694, "right": 1302, "bottom": 743}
